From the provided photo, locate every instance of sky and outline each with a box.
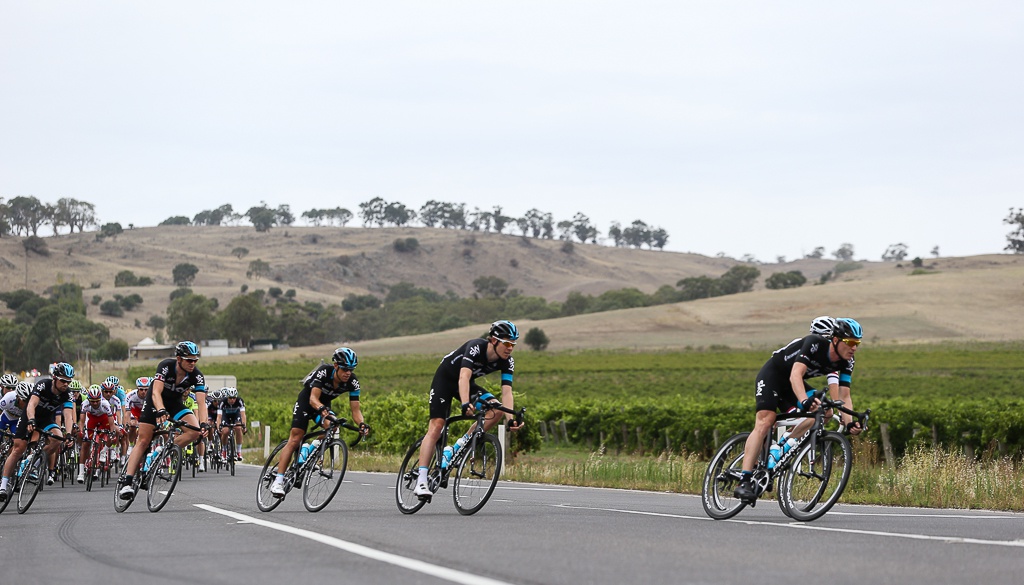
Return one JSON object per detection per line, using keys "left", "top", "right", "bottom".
{"left": 2, "top": 2, "right": 1022, "bottom": 262}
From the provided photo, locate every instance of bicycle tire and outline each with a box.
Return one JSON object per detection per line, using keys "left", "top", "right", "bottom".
{"left": 227, "top": 434, "right": 236, "bottom": 477}
{"left": 256, "top": 441, "right": 290, "bottom": 512}
{"left": 58, "top": 449, "right": 66, "bottom": 489}
{"left": 395, "top": 437, "right": 428, "bottom": 514}
{"left": 302, "top": 438, "right": 348, "bottom": 512}
{"left": 781, "top": 431, "right": 853, "bottom": 522}
{"left": 17, "top": 452, "right": 46, "bottom": 514}
{"left": 452, "top": 433, "right": 502, "bottom": 516}
{"left": 113, "top": 470, "right": 141, "bottom": 513}
{"left": 146, "top": 443, "right": 183, "bottom": 512}
{"left": 701, "top": 432, "right": 751, "bottom": 520}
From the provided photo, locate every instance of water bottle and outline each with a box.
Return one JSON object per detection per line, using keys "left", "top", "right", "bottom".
{"left": 298, "top": 442, "right": 311, "bottom": 465}
{"left": 782, "top": 438, "right": 798, "bottom": 455}
{"left": 144, "top": 449, "right": 157, "bottom": 472}
{"left": 441, "top": 446, "right": 454, "bottom": 469}
{"left": 767, "top": 444, "right": 782, "bottom": 470}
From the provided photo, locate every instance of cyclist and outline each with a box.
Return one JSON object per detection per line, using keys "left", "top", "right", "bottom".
{"left": 269, "top": 347, "right": 369, "bottom": 497}
{"left": 0, "top": 362, "right": 77, "bottom": 500}
{"left": 412, "top": 320, "right": 524, "bottom": 498}
{"left": 733, "top": 318, "right": 864, "bottom": 503}
{"left": 118, "top": 341, "right": 209, "bottom": 500}
{"left": 216, "top": 387, "right": 247, "bottom": 461}
{"left": 1, "top": 373, "right": 20, "bottom": 399}
{"left": 0, "top": 380, "right": 31, "bottom": 436}
{"left": 123, "top": 377, "right": 150, "bottom": 458}
{"left": 100, "top": 382, "right": 128, "bottom": 464}
{"left": 77, "top": 385, "right": 121, "bottom": 483}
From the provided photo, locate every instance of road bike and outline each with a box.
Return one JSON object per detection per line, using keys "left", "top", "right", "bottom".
{"left": 113, "top": 418, "right": 200, "bottom": 513}
{"left": 396, "top": 400, "right": 525, "bottom": 516}
{"left": 84, "top": 429, "right": 116, "bottom": 491}
{"left": 256, "top": 417, "right": 364, "bottom": 513}
{"left": 221, "top": 421, "right": 245, "bottom": 476}
{"left": 14, "top": 428, "right": 66, "bottom": 514}
{"left": 702, "top": 395, "right": 869, "bottom": 522}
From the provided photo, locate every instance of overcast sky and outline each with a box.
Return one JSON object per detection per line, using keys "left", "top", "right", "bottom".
{"left": 2, "top": 2, "right": 1021, "bottom": 262}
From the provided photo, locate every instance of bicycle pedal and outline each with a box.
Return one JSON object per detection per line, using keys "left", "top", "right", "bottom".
{"left": 417, "top": 493, "right": 432, "bottom": 503}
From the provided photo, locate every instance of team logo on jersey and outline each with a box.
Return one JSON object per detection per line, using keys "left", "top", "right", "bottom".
{"left": 756, "top": 379, "right": 765, "bottom": 396}
{"left": 469, "top": 344, "right": 480, "bottom": 357}
{"left": 810, "top": 342, "right": 819, "bottom": 354}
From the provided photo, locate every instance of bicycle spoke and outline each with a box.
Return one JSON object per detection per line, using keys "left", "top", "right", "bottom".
{"left": 452, "top": 434, "right": 501, "bottom": 515}
{"left": 782, "top": 432, "right": 852, "bottom": 522}
{"left": 395, "top": 438, "right": 428, "bottom": 514}
{"left": 302, "top": 439, "right": 347, "bottom": 512}
{"left": 701, "top": 432, "right": 749, "bottom": 520}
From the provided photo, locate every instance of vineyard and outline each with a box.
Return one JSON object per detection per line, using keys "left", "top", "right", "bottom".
{"left": 128, "top": 341, "right": 1024, "bottom": 460}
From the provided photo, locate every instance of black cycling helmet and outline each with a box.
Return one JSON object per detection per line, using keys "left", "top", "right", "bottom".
{"left": 833, "top": 318, "right": 863, "bottom": 340}
{"left": 332, "top": 347, "right": 358, "bottom": 370}
{"left": 489, "top": 320, "right": 519, "bottom": 341}
{"left": 175, "top": 341, "right": 200, "bottom": 358}
{"left": 52, "top": 362, "right": 75, "bottom": 380}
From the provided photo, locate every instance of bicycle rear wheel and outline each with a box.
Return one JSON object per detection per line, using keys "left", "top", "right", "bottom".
{"left": 302, "top": 439, "right": 348, "bottom": 512}
{"left": 256, "top": 441, "right": 290, "bottom": 512}
{"left": 701, "top": 432, "right": 750, "bottom": 520}
{"left": 147, "top": 443, "right": 183, "bottom": 512}
{"left": 395, "top": 437, "right": 429, "bottom": 514}
{"left": 781, "top": 431, "right": 852, "bottom": 522}
{"left": 452, "top": 433, "right": 502, "bottom": 515}
{"left": 17, "top": 452, "right": 46, "bottom": 514}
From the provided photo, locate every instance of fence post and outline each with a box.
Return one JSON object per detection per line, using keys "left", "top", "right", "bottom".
{"left": 264, "top": 425, "right": 271, "bottom": 459}
{"left": 879, "top": 423, "right": 895, "bottom": 468}
{"left": 559, "top": 420, "right": 569, "bottom": 444}
{"left": 713, "top": 429, "right": 720, "bottom": 450}
{"left": 539, "top": 421, "right": 548, "bottom": 442}
{"left": 498, "top": 424, "right": 508, "bottom": 463}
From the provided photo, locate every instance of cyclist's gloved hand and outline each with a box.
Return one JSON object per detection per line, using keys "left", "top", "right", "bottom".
{"left": 358, "top": 422, "right": 371, "bottom": 436}
{"left": 460, "top": 402, "right": 472, "bottom": 416}
{"left": 799, "top": 395, "right": 820, "bottom": 411}
{"left": 844, "top": 419, "right": 864, "bottom": 435}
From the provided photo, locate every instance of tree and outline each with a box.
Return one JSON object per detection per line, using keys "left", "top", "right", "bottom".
{"left": 650, "top": 227, "right": 669, "bottom": 250}
{"left": 491, "top": 206, "right": 512, "bottom": 233}
{"left": 607, "top": 222, "right": 623, "bottom": 247}
{"left": 231, "top": 247, "right": 249, "bottom": 260}
{"left": 146, "top": 314, "right": 166, "bottom": 332}
{"left": 622, "top": 220, "right": 652, "bottom": 249}
{"left": 23, "top": 235, "right": 49, "bottom": 256}
{"left": 8, "top": 196, "right": 47, "bottom": 236}
{"left": 275, "top": 204, "right": 295, "bottom": 226}
{"left": 882, "top": 243, "right": 909, "bottom": 262}
{"left": 193, "top": 204, "right": 234, "bottom": 226}
{"left": 716, "top": 265, "right": 761, "bottom": 294}
{"left": 172, "top": 263, "right": 199, "bottom": 286}
{"left": 166, "top": 292, "right": 217, "bottom": 342}
{"left": 94, "top": 338, "right": 129, "bottom": 361}
{"left": 931, "top": 245, "right": 940, "bottom": 258}
{"left": 524, "top": 327, "right": 550, "bottom": 351}
{"left": 832, "top": 243, "right": 855, "bottom": 261}
{"left": 160, "top": 216, "right": 191, "bottom": 226}
{"left": 805, "top": 246, "right": 825, "bottom": 259}
{"left": 571, "top": 213, "right": 599, "bottom": 243}
{"left": 246, "top": 203, "right": 277, "bottom": 232}
{"left": 359, "top": 197, "right": 388, "bottom": 227}
{"left": 473, "top": 275, "right": 508, "bottom": 298}
{"left": 765, "top": 271, "right": 807, "bottom": 290}
{"left": 217, "top": 294, "right": 270, "bottom": 347}
{"left": 326, "top": 207, "right": 353, "bottom": 227}
{"left": 1004, "top": 207, "right": 1024, "bottom": 254}
{"left": 100, "top": 222, "right": 123, "bottom": 240}
{"left": 100, "top": 300, "right": 124, "bottom": 317}
{"left": 384, "top": 202, "right": 415, "bottom": 226}
{"left": 246, "top": 259, "right": 271, "bottom": 280}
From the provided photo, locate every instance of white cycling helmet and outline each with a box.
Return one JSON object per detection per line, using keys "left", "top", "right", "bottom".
{"left": 810, "top": 316, "right": 836, "bottom": 338}
{"left": 0, "top": 373, "right": 20, "bottom": 390}
{"left": 15, "top": 381, "right": 32, "bottom": 402}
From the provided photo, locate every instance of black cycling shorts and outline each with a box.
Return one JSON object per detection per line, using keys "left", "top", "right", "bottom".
{"left": 754, "top": 363, "right": 813, "bottom": 413}
{"left": 428, "top": 371, "right": 487, "bottom": 420}
{"left": 139, "top": 393, "right": 191, "bottom": 426}
{"left": 15, "top": 411, "right": 60, "bottom": 440}
{"left": 290, "top": 399, "right": 335, "bottom": 431}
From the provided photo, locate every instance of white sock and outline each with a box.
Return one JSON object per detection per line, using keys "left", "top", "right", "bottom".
{"left": 456, "top": 434, "right": 470, "bottom": 449}
{"left": 418, "top": 466, "right": 428, "bottom": 483}
{"left": 0, "top": 478, "right": 8, "bottom": 490}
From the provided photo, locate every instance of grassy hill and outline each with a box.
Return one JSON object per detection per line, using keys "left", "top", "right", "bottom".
{"left": 1, "top": 225, "right": 1022, "bottom": 356}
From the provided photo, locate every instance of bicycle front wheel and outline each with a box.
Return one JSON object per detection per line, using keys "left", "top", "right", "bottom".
{"left": 395, "top": 437, "right": 428, "bottom": 514}
{"left": 781, "top": 431, "right": 853, "bottom": 522}
{"left": 701, "top": 432, "right": 750, "bottom": 520}
{"left": 227, "top": 435, "right": 236, "bottom": 477}
{"left": 453, "top": 433, "right": 502, "bottom": 516}
{"left": 147, "top": 443, "right": 183, "bottom": 512}
{"left": 17, "top": 453, "right": 46, "bottom": 514}
{"left": 302, "top": 439, "right": 348, "bottom": 512}
{"left": 256, "top": 441, "right": 290, "bottom": 512}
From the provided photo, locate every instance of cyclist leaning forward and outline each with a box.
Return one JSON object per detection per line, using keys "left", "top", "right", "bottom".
{"left": 118, "top": 341, "right": 209, "bottom": 500}
{"left": 0, "top": 363, "right": 77, "bottom": 500}
{"left": 413, "top": 319, "right": 525, "bottom": 498}
{"left": 733, "top": 318, "right": 865, "bottom": 503}
{"left": 269, "top": 347, "right": 369, "bottom": 497}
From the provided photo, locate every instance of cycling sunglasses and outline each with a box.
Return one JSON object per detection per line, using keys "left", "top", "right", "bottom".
{"left": 840, "top": 338, "right": 862, "bottom": 347}
{"left": 181, "top": 358, "right": 199, "bottom": 363}
{"left": 496, "top": 339, "right": 517, "bottom": 349}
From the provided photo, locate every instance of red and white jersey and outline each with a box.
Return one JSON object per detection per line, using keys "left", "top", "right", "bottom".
{"left": 105, "top": 394, "right": 122, "bottom": 411}
{"left": 124, "top": 391, "right": 145, "bottom": 413}
{"left": 82, "top": 398, "right": 115, "bottom": 418}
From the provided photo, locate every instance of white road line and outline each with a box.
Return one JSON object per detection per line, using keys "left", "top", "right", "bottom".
{"left": 494, "top": 486, "right": 573, "bottom": 491}
{"left": 551, "top": 504, "right": 1024, "bottom": 548}
{"left": 830, "top": 512, "right": 1022, "bottom": 519}
{"left": 195, "top": 504, "right": 517, "bottom": 585}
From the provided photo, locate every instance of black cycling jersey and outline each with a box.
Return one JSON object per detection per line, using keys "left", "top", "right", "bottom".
{"left": 290, "top": 364, "right": 361, "bottom": 430}
{"left": 219, "top": 397, "right": 245, "bottom": 421}
{"left": 141, "top": 358, "right": 207, "bottom": 424}
{"left": 755, "top": 334, "right": 854, "bottom": 413}
{"left": 428, "top": 338, "right": 514, "bottom": 419}
{"left": 30, "top": 377, "right": 74, "bottom": 417}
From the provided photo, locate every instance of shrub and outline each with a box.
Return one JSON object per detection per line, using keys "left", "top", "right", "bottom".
{"left": 91, "top": 295, "right": 102, "bottom": 306}
{"left": 393, "top": 237, "right": 420, "bottom": 253}
{"left": 765, "top": 270, "right": 807, "bottom": 290}
{"left": 524, "top": 327, "right": 550, "bottom": 351}
{"left": 94, "top": 338, "right": 129, "bottom": 361}
{"left": 834, "top": 261, "right": 863, "bottom": 275}
{"left": 100, "top": 300, "right": 124, "bottom": 317}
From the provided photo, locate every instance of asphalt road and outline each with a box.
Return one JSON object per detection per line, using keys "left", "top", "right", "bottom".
{"left": 3, "top": 464, "right": 1024, "bottom": 585}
